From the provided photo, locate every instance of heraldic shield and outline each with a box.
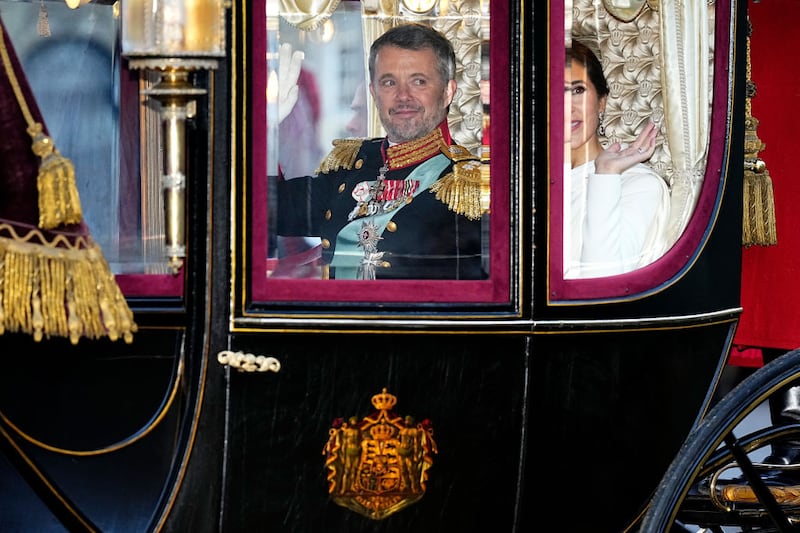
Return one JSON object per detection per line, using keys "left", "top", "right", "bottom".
{"left": 322, "top": 389, "right": 438, "bottom": 520}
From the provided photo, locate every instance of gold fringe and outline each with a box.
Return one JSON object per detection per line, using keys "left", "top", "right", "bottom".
{"left": 0, "top": 24, "right": 130, "bottom": 344}
{"left": 429, "top": 160, "right": 484, "bottom": 221}
{"left": 316, "top": 138, "right": 363, "bottom": 174}
{"left": 0, "top": 228, "right": 136, "bottom": 345}
{"left": 743, "top": 166, "right": 777, "bottom": 247}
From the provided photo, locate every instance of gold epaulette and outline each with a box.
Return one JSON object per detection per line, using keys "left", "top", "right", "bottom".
{"left": 315, "top": 138, "right": 364, "bottom": 174}
{"left": 439, "top": 143, "right": 477, "bottom": 163}
{"left": 430, "top": 145, "right": 484, "bottom": 220}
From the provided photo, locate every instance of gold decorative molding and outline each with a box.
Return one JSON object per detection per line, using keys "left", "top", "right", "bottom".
{"left": 719, "top": 483, "right": 800, "bottom": 506}
{"left": 279, "top": 0, "right": 342, "bottom": 31}
{"left": 602, "top": 0, "right": 649, "bottom": 22}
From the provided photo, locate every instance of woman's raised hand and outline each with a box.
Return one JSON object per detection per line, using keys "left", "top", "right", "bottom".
{"left": 594, "top": 121, "right": 658, "bottom": 175}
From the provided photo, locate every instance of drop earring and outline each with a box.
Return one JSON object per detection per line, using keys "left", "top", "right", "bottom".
{"left": 597, "top": 111, "right": 606, "bottom": 136}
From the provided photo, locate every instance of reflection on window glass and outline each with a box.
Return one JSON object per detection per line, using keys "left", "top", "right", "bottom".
{"left": 266, "top": 0, "right": 491, "bottom": 280}
{"left": 2, "top": 3, "right": 192, "bottom": 278}
{"left": 1, "top": 3, "right": 155, "bottom": 275}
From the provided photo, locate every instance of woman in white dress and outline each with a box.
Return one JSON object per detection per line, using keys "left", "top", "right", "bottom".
{"left": 563, "top": 41, "right": 670, "bottom": 279}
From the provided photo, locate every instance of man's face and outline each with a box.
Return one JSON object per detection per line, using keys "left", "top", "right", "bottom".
{"left": 370, "top": 45, "right": 455, "bottom": 143}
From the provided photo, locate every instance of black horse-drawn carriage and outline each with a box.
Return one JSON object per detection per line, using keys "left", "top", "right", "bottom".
{"left": 2, "top": 1, "right": 797, "bottom": 532}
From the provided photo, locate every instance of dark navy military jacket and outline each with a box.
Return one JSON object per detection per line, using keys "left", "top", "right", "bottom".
{"left": 277, "top": 128, "right": 486, "bottom": 280}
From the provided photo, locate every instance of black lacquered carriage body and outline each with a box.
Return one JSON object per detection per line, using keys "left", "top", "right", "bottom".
{"left": 0, "top": 1, "right": 772, "bottom": 532}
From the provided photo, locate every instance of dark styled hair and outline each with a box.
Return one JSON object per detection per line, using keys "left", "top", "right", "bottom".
{"left": 567, "top": 40, "right": 609, "bottom": 99}
{"left": 368, "top": 23, "right": 456, "bottom": 85}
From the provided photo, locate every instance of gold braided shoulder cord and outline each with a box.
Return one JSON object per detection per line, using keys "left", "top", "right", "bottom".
{"left": 0, "top": 24, "right": 82, "bottom": 229}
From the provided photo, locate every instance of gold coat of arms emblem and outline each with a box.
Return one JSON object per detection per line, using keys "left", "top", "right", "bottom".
{"left": 322, "top": 388, "right": 438, "bottom": 519}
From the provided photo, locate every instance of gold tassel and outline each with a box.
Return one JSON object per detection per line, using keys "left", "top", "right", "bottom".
{"left": 741, "top": 18, "right": 777, "bottom": 247}
{"left": 28, "top": 123, "right": 83, "bottom": 228}
{"left": 429, "top": 160, "right": 484, "bottom": 221}
{"left": 0, "top": 26, "right": 83, "bottom": 229}
{"left": 743, "top": 161, "right": 777, "bottom": 247}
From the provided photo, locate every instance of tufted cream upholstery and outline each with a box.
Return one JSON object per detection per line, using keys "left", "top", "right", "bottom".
{"left": 572, "top": 0, "right": 672, "bottom": 180}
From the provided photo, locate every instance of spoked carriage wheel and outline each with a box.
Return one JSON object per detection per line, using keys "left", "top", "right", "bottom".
{"left": 641, "top": 348, "right": 800, "bottom": 532}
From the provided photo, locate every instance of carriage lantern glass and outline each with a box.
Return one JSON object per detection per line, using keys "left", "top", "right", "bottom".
{"left": 120, "top": 0, "right": 227, "bottom": 274}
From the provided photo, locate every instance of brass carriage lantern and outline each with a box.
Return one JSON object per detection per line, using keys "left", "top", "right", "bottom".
{"left": 120, "top": 0, "right": 227, "bottom": 274}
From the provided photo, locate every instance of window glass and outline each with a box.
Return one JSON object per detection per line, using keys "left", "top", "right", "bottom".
{"left": 247, "top": 0, "right": 509, "bottom": 308}
{"left": 264, "top": 1, "right": 493, "bottom": 283}
{"left": 2, "top": 4, "right": 184, "bottom": 282}
{"left": 551, "top": 0, "right": 729, "bottom": 302}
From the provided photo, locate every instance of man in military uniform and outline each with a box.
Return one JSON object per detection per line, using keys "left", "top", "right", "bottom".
{"left": 276, "top": 23, "right": 487, "bottom": 280}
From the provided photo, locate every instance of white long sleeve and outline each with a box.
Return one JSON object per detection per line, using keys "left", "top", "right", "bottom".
{"left": 564, "top": 160, "right": 670, "bottom": 279}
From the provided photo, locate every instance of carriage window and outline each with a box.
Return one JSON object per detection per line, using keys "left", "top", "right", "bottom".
{"left": 266, "top": 2, "right": 490, "bottom": 282}
{"left": 243, "top": 0, "right": 511, "bottom": 308}
{"left": 551, "top": 0, "right": 729, "bottom": 301}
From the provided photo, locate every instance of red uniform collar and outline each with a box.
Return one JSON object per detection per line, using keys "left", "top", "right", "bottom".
{"left": 384, "top": 121, "right": 451, "bottom": 171}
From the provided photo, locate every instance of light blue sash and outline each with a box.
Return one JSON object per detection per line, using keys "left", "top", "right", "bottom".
{"left": 330, "top": 153, "right": 450, "bottom": 279}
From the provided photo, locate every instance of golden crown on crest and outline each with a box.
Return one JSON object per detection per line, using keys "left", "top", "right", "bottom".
{"left": 371, "top": 387, "right": 398, "bottom": 411}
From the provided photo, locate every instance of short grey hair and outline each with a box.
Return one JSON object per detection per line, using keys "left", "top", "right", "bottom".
{"left": 368, "top": 23, "right": 456, "bottom": 85}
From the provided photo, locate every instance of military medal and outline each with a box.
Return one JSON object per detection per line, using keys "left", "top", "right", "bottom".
{"left": 357, "top": 220, "right": 382, "bottom": 252}
{"left": 348, "top": 164, "right": 387, "bottom": 221}
{"left": 356, "top": 220, "right": 385, "bottom": 280}
{"left": 348, "top": 163, "right": 419, "bottom": 222}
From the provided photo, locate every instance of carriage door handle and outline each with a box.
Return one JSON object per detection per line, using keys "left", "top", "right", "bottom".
{"left": 217, "top": 350, "right": 281, "bottom": 373}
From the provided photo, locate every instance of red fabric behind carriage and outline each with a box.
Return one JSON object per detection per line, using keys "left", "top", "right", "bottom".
{"left": 733, "top": 0, "right": 800, "bottom": 365}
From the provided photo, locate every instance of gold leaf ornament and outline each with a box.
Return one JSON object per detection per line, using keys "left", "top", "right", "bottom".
{"left": 602, "top": 0, "right": 649, "bottom": 22}
{"left": 279, "top": 0, "right": 341, "bottom": 31}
